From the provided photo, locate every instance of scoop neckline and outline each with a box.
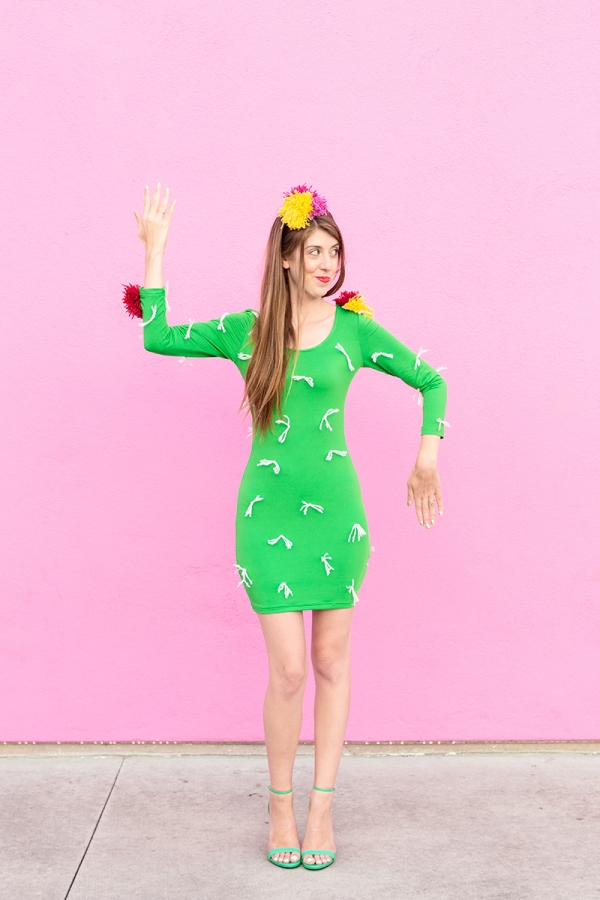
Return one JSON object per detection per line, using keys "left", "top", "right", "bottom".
{"left": 286, "top": 303, "right": 339, "bottom": 353}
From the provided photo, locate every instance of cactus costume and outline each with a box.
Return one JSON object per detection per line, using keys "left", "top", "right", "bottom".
{"left": 138, "top": 284, "right": 447, "bottom": 614}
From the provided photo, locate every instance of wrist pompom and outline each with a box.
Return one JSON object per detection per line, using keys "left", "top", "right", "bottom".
{"left": 122, "top": 283, "right": 142, "bottom": 319}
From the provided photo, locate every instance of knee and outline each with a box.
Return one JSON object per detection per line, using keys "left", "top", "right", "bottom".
{"left": 270, "top": 661, "right": 307, "bottom": 698}
{"left": 312, "top": 649, "right": 349, "bottom": 684}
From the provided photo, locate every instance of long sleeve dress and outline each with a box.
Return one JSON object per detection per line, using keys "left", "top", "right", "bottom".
{"left": 139, "top": 286, "right": 447, "bottom": 615}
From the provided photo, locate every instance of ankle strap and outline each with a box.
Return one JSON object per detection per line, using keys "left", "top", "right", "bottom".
{"left": 312, "top": 785, "right": 335, "bottom": 792}
{"left": 268, "top": 785, "right": 293, "bottom": 794}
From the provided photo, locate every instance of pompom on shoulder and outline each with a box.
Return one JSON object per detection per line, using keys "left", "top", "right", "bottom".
{"left": 334, "top": 291, "right": 374, "bottom": 319}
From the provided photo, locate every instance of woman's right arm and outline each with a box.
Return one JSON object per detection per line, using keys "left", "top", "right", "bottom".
{"left": 135, "top": 183, "right": 256, "bottom": 359}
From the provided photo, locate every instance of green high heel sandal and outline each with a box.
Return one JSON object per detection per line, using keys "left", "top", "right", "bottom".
{"left": 301, "top": 786, "right": 337, "bottom": 870}
{"left": 266, "top": 786, "right": 302, "bottom": 868}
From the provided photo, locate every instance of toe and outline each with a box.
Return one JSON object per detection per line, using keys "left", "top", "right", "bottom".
{"left": 290, "top": 852, "right": 300, "bottom": 862}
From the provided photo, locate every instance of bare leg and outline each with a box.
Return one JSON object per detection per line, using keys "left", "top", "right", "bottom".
{"left": 257, "top": 610, "right": 308, "bottom": 864}
{"left": 302, "top": 607, "right": 354, "bottom": 866}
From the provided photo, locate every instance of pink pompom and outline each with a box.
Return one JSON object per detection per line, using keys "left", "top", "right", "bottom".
{"left": 282, "top": 184, "right": 329, "bottom": 219}
{"left": 310, "top": 190, "right": 328, "bottom": 218}
{"left": 335, "top": 290, "right": 359, "bottom": 307}
{"left": 122, "top": 283, "right": 142, "bottom": 319}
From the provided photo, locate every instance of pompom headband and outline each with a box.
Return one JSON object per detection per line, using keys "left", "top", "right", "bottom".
{"left": 277, "top": 184, "right": 329, "bottom": 230}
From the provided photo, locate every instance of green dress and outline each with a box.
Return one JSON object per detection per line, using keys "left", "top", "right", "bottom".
{"left": 139, "top": 286, "right": 447, "bottom": 614}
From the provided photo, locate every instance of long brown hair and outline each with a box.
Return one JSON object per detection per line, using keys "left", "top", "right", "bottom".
{"left": 239, "top": 213, "right": 346, "bottom": 439}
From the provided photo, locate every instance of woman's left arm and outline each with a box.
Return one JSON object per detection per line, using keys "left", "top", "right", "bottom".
{"left": 356, "top": 312, "right": 448, "bottom": 529}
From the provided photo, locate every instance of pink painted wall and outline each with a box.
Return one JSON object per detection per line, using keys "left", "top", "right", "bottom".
{"left": 1, "top": 1, "right": 598, "bottom": 742}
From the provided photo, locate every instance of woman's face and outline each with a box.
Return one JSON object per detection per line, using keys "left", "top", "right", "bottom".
{"left": 283, "top": 227, "right": 340, "bottom": 299}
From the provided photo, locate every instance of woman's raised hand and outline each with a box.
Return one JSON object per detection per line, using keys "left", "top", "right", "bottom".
{"left": 134, "top": 182, "right": 176, "bottom": 256}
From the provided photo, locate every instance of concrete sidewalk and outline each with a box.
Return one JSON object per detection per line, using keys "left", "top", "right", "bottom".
{"left": 1, "top": 752, "right": 599, "bottom": 899}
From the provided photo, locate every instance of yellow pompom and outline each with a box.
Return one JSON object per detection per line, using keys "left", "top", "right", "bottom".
{"left": 341, "top": 294, "right": 374, "bottom": 318}
{"left": 278, "top": 190, "right": 313, "bottom": 230}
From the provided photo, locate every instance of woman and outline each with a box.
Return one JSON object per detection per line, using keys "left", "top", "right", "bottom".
{"left": 130, "top": 182, "right": 448, "bottom": 870}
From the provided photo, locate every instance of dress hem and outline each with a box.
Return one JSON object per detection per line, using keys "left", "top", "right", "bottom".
{"left": 251, "top": 601, "right": 356, "bottom": 615}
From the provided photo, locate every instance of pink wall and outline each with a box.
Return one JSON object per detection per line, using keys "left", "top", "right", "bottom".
{"left": 1, "top": 1, "right": 598, "bottom": 741}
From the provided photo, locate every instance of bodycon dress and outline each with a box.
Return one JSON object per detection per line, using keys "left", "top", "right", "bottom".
{"left": 139, "top": 286, "right": 447, "bottom": 614}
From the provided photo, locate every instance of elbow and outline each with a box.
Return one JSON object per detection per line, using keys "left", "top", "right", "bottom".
{"left": 143, "top": 335, "right": 161, "bottom": 354}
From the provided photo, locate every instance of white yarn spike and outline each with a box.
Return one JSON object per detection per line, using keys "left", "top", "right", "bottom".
{"left": 267, "top": 534, "right": 293, "bottom": 549}
{"left": 325, "top": 449, "right": 348, "bottom": 461}
{"left": 300, "top": 501, "right": 324, "bottom": 515}
{"left": 165, "top": 279, "right": 171, "bottom": 311}
{"left": 140, "top": 305, "right": 157, "bottom": 327}
{"left": 257, "top": 459, "right": 280, "bottom": 474}
{"left": 275, "top": 414, "right": 291, "bottom": 443}
{"left": 238, "top": 352, "right": 252, "bottom": 360}
{"left": 346, "top": 579, "right": 360, "bottom": 605}
{"left": 321, "top": 553, "right": 334, "bottom": 575}
{"left": 233, "top": 563, "right": 252, "bottom": 587}
{"left": 413, "top": 347, "right": 428, "bottom": 370}
{"left": 436, "top": 418, "right": 450, "bottom": 431}
{"left": 371, "top": 351, "right": 394, "bottom": 363}
{"left": 184, "top": 318, "right": 193, "bottom": 339}
{"left": 292, "top": 375, "right": 314, "bottom": 387}
{"left": 217, "top": 312, "right": 228, "bottom": 332}
{"left": 436, "top": 365, "right": 447, "bottom": 372}
{"left": 319, "top": 408, "right": 339, "bottom": 431}
{"left": 335, "top": 343, "right": 355, "bottom": 371}
{"left": 348, "top": 523, "right": 367, "bottom": 543}
{"left": 244, "top": 495, "right": 263, "bottom": 517}
{"left": 278, "top": 582, "right": 294, "bottom": 598}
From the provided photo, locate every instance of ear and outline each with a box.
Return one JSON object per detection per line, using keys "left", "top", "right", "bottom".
{"left": 282, "top": 257, "right": 290, "bottom": 269}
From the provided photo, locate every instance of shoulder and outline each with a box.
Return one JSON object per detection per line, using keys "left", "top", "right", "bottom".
{"left": 216, "top": 308, "right": 258, "bottom": 334}
{"left": 340, "top": 306, "right": 381, "bottom": 339}
{"left": 220, "top": 308, "right": 258, "bottom": 324}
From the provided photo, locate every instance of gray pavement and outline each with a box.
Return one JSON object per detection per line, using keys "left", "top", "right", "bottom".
{"left": 1, "top": 752, "right": 599, "bottom": 899}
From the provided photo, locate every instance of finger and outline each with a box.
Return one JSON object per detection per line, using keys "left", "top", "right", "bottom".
{"left": 159, "top": 186, "right": 170, "bottom": 214}
{"left": 428, "top": 496, "right": 436, "bottom": 526}
{"left": 421, "top": 495, "right": 431, "bottom": 527}
{"left": 135, "top": 213, "right": 146, "bottom": 241}
{"left": 407, "top": 483, "right": 414, "bottom": 506}
{"left": 151, "top": 181, "right": 161, "bottom": 214}
{"left": 416, "top": 495, "right": 424, "bottom": 526}
{"left": 143, "top": 185, "right": 150, "bottom": 217}
{"left": 422, "top": 494, "right": 433, "bottom": 527}
{"left": 436, "top": 486, "right": 443, "bottom": 516}
{"left": 167, "top": 197, "right": 176, "bottom": 218}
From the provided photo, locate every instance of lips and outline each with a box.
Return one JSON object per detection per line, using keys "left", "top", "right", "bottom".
{"left": 316, "top": 277, "right": 331, "bottom": 283}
